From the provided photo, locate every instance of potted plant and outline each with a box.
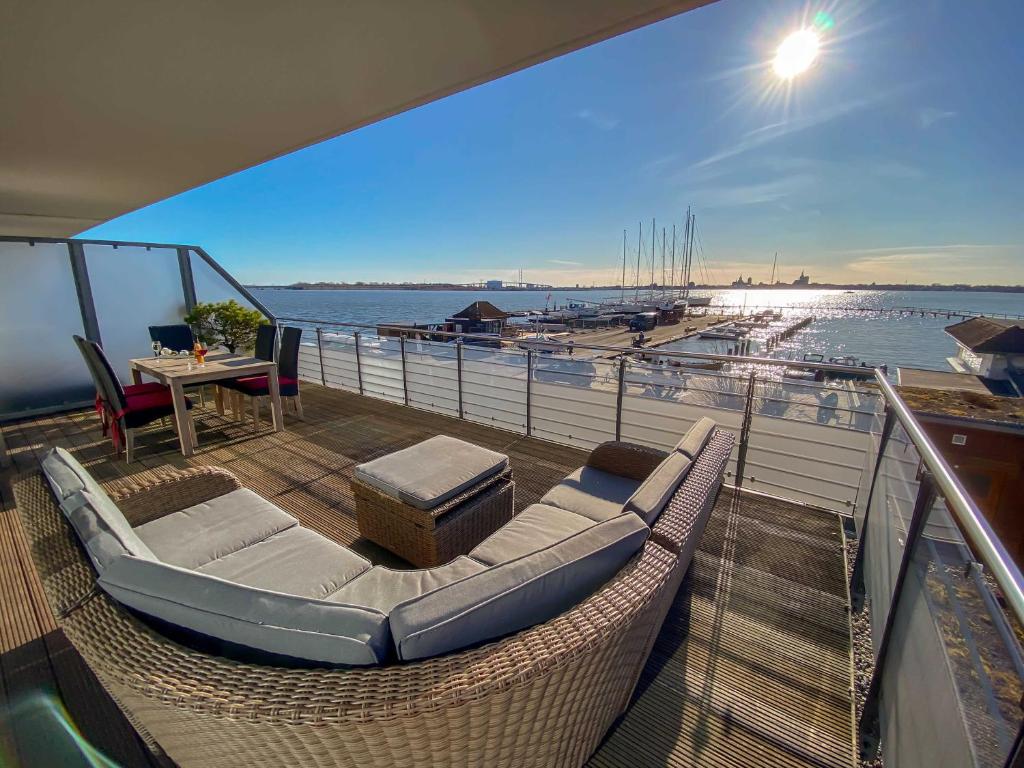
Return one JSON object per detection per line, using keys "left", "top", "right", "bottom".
{"left": 184, "top": 300, "right": 266, "bottom": 354}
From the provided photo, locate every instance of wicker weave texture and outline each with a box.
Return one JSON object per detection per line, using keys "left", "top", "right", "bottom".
{"left": 353, "top": 470, "right": 515, "bottom": 567}
{"left": 14, "top": 469, "right": 686, "bottom": 768}
{"left": 651, "top": 430, "right": 734, "bottom": 557}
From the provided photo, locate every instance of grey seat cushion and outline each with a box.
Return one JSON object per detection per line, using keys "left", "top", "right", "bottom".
{"left": 355, "top": 435, "right": 508, "bottom": 510}
{"left": 134, "top": 488, "right": 297, "bottom": 569}
{"left": 98, "top": 555, "right": 390, "bottom": 666}
{"left": 198, "top": 527, "right": 371, "bottom": 599}
{"left": 623, "top": 451, "right": 693, "bottom": 526}
{"left": 470, "top": 504, "right": 594, "bottom": 565}
{"left": 390, "top": 511, "right": 650, "bottom": 661}
{"left": 539, "top": 466, "right": 641, "bottom": 522}
{"left": 675, "top": 417, "right": 716, "bottom": 459}
{"left": 328, "top": 556, "right": 486, "bottom": 614}
{"left": 41, "top": 447, "right": 155, "bottom": 571}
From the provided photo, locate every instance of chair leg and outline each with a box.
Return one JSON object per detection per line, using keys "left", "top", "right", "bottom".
{"left": 293, "top": 394, "right": 305, "bottom": 421}
{"left": 125, "top": 429, "right": 135, "bottom": 464}
{"left": 252, "top": 397, "right": 260, "bottom": 432}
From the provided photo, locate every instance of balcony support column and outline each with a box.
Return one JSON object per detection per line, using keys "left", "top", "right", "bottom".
{"left": 525, "top": 350, "right": 534, "bottom": 436}
{"left": 353, "top": 331, "right": 364, "bottom": 395}
{"left": 316, "top": 328, "right": 326, "bottom": 386}
{"left": 456, "top": 340, "right": 464, "bottom": 419}
{"left": 614, "top": 357, "right": 626, "bottom": 441}
{"left": 400, "top": 335, "right": 409, "bottom": 406}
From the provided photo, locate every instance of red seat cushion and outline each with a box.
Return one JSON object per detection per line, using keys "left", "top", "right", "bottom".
{"left": 124, "top": 390, "right": 175, "bottom": 410}
{"left": 125, "top": 382, "right": 167, "bottom": 396}
{"left": 228, "top": 375, "right": 299, "bottom": 394}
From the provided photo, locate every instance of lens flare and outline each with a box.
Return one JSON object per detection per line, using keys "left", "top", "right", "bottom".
{"left": 773, "top": 29, "right": 820, "bottom": 79}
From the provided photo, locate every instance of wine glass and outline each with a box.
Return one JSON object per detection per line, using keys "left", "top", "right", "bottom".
{"left": 151, "top": 340, "right": 162, "bottom": 357}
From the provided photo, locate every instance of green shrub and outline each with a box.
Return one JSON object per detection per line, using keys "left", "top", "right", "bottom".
{"left": 184, "top": 300, "right": 266, "bottom": 354}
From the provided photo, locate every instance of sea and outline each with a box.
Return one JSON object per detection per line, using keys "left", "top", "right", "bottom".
{"left": 251, "top": 287, "right": 1022, "bottom": 373}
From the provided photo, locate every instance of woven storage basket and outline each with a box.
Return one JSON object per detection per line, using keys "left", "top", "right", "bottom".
{"left": 353, "top": 467, "right": 514, "bottom": 566}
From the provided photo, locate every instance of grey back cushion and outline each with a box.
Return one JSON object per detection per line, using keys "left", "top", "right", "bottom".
{"left": 98, "top": 555, "right": 390, "bottom": 666}
{"left": 329, "top": 556, "right": 486, "bottom": 615}
{"left": 41, "top": 447, "right": 155, "bottom": 570}
{"left": 390, "top": 512, "right": 650, "bottom": 661}
{"left": 623, "top": 451, "right": 693, "bottom": 526}
{"left": 674, "top": 417, "right": 717, "bottom": 459}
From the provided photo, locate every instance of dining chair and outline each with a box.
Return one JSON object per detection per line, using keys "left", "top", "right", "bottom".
{"left": 74, "top": 335, "right": 167, "bottom": 435}
{"left": 222, "top": 326, "right": 303, "bottom": 430}
{"left": 76, "top": 336, "right": 195, "bottom": 462}
{"left": 148, "top": 324, "right": 195, "bottom": 352}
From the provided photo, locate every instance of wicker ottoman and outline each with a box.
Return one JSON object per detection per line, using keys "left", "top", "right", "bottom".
{"left": 352, "top": 436, "right": 514, "bottom": 567}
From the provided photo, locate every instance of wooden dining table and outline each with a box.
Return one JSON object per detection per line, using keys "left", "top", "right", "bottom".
{"left": 129, "top": 351, "right": 283, "bottom": 457}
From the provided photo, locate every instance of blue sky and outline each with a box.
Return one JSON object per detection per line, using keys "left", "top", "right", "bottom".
{"left": 83, "top": 0, "right": 1024, "bottom": 286}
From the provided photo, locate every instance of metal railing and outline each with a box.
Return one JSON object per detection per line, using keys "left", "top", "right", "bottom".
{"left": 283, "top": 316, "right": 883, "bottom": 514}
{"left": 851, "top": 375, "right": 1024, "bottom": 767}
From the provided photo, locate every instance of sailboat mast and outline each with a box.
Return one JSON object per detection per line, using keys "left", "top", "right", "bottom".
{"left": 621, "top": 229, "right": 627, "bottom": 302}
{"left": 670, "top": 225, "right": 676, "bottom": 295}
{"left": 686, "top": 210, "right": 695, "bottom": 291}
{"left": 769, "top": 252, "right": 778, "bottom": 285}
{"left": 661, "top": 228, "right": 666, "bottom": 295}
{"left": 635, "top": 222, "right": 642, "bottom": 301}
{"left": 681, "top": 207, "right": 691, "bottom": 297}
{"left": 650, "top": 217, "right": 655, "bottom": 295}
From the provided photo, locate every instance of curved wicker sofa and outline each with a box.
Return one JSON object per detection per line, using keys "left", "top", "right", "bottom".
{"left": 13, "top": 428, "right": 734, "bottom": 768}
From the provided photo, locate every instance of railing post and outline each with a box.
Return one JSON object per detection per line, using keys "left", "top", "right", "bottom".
{"left": 525, "top": 350, "right": 534, "bottom": 436}
{"left": 456, "top": 340, "right": 464, "bottom": 419}
{"left": 857, "top": 470, "right": 937, "bottom": 761}
{"left": 316, "top": 327, "right": 326, "bottom": 386}
{"left": 353, "top": 331, "right": 364, "bottom": 395}
{"left": 400, "top": 334, "right": 409, "bottom": 406}
{"left": 614, "top": 357, "right": 626, "bottom": 440}
{"left": 733, "top": 371, "right": 757, "bottom": 491}
{"left": 850, "top": 406, "right": 897, "bottom": 611}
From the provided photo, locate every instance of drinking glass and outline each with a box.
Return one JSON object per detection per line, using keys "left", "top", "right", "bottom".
{"left": 151, "top": 340, "right": 162, "bottom": 357}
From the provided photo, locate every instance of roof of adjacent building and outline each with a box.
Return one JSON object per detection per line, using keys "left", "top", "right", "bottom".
{"left": 0, "top": 1, "right": 711, "bottom": 237}
{"left": 451, "top": 301, "right": 510, "bottom": 321}
{"left": 945, "top": 317, "right": 1024, "bottom": 353}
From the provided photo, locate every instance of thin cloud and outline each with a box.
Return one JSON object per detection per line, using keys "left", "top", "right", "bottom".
{"left": 576, "top": 109, "right": 620, "bottom": 131}
{"left": 918, "top": 107, "right": 956, "bottom": 129}
{"left": 690, "top": 94, "right": 885, "bottom": 171}
{"left": 549, "top": 258, "right": 583, "bottom": 266}
{"left": 697, "top": 173, "right": 814, "bottom": 209}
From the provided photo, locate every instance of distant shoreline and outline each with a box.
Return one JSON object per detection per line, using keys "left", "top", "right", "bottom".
{"left": 247, "top": 283, "right": 1024, "bottom": 293}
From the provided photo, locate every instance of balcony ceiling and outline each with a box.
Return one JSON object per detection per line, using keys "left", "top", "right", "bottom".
{"left": 0, "top": 0, "right": 711, "bottom": 237}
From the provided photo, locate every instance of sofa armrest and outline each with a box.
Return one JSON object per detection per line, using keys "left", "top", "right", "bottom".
{"left": 586, "top": 441, "right": 669, "bottom": 482}
{"left": 109, "top": 466, "right": 243, "bottom": 526}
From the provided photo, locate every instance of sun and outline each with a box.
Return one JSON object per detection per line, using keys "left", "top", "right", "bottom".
{"left": 773, "top": 29, "right": 820, "bottom": 79}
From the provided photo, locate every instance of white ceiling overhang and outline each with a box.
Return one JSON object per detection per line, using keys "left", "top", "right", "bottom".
{"left": 0, "top": 0, "right": 713, "bottom": 237}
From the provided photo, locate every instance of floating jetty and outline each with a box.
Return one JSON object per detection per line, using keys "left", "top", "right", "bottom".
{"left": 709, "top": 304, "right": 1024, "bottom": 321}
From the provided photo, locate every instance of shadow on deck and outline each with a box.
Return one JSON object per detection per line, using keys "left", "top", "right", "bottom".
{"left": 0, "top": 384, "right": 854, "bottom": 767}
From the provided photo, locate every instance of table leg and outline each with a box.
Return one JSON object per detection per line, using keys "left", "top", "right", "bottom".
{"left": 131, "top": 364, "right": 143, "bottom": 385}
{"left": 171, "top": 382, "right": 194, "bottom": 457}
{"left": 267, "top": 367, "right": 284, "bottom": 432}
{"left": 215, "top": 385, "right": 225, "bottom": 415}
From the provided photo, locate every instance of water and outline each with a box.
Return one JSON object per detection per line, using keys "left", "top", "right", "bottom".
{"left": 253, "top": 287, "right": 1021, "bottom": 372}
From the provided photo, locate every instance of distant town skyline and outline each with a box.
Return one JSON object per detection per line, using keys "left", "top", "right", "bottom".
{"left": 82, "top": 0, "right": 1024, "bottom": 287}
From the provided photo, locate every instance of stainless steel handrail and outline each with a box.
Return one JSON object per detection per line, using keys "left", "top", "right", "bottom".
{"left": 279, "top": 316, "right": 877, "bottom": 376}
{"left": 873, "top": 371, "right": 1024, "bottom": 628}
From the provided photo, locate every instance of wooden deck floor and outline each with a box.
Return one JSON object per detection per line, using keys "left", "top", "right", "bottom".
{"left": 0, "top": 384, "right": 854, "bottom": 767}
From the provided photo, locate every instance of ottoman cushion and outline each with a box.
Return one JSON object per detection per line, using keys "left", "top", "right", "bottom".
{"left": 355, "top": 436, "right": 509, "bottom": 510}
